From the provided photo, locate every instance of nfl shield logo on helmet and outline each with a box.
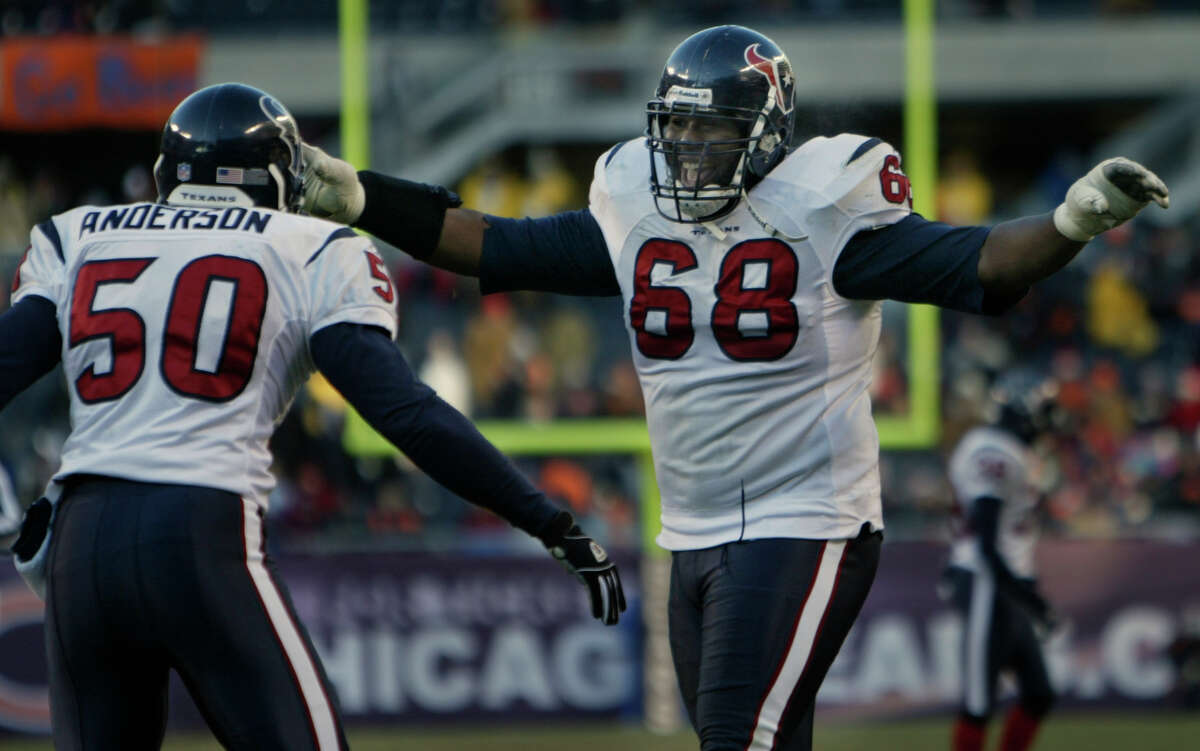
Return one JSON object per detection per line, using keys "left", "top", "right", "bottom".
{"left": 176, "top": 162, "right": 192, "bottom": 182}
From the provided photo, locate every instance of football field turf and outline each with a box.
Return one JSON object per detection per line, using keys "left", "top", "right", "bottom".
{"left": 0, "top": 713, "right": 1197, "bottom": 750}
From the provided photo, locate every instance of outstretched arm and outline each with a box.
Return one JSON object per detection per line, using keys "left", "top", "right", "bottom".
{"left": 303, "top": 143, "right": 484, "bottom": 272}
{"left": 429, "top": 207, "right": 489, "bottom": 275}
{"left": 301, "top": 145, "right": 619, "bottom": 295}
{"left": 978, "top": 158, "right": 1170, "bottom": 302}
{"left": 835, "top": 157, "right": 1170, "bottom": 313}
{"left": 309, "top": 322, "right": 626, "bottom": 624}
{"left": 974, "top": 213, "right": 1083, "bottom": 307}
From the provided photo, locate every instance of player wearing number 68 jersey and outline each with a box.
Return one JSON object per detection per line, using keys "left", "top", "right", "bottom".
{"left": 301, "top": 24, "right": 1169, "bottom": 751}
{"left": 0, "top": 82, "right": 623, "bottom": 751}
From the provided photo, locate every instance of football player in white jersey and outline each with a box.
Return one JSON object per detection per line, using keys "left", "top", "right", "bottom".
{"left": 0, "top": 83, "right": 623, "bottom": 751}
{"left": 301, "top": 24, "right": 1168, "bottom": 750}
{"left": 943, "top": 374, "right": 1059, "bottom": 751}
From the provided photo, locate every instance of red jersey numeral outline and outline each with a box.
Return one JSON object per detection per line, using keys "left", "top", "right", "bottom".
{"left": 629, "top": 238, "right": 801, "bottom": 362}
{"left": 69, "top": 255, "right": 269, "bottom": 404}
{"left": 365, "top": 250, "right": 394, "bottom": 303}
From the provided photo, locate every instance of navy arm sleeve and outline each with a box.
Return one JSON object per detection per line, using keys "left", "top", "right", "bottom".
{"left": 833, "top": 214, "right": 1019, "bottom": 315}
{"left": 968, "top": 497, "right": 1020, "bottom": 586}
{"left": 969, "top": 496, "right": 1049, "bottom": 617}
{"left": 0, "top": 296, "right": 62, "bottom": 410}
{"left": 479, "top": 209, "right": 620, "bottom": 297}
{"left": 309, "top": 322, "right": 561, "bottom": 539}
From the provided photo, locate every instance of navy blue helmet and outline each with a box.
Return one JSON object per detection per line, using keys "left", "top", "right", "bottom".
{"left": 990, "top": 370, "right": 1061, "bottom": 444}
{"left": 646, "top": 25, "right": 797, "bottom": 222}
{"left": 154, "top": 83, "right": 304, "bottom": 212}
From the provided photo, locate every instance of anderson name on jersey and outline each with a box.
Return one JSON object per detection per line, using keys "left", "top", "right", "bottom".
{"left": 12, "top": 202, "right": 396, "bottom": 509}
{"left": 589, "top": 134, "right": 911, "bottom": 550}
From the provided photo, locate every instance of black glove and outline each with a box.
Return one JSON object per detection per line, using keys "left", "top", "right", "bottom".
{"left": 1013, "top": 578, "right": 1058, "bottom": 632}
{"left": 539, "top": 511, "right": 626, "bottom": 626}
{"left": 11, "top": 497, "right": 55, "bottom": 599}
{"left": 11, "top": 497, "right": 52, "bottom": 561}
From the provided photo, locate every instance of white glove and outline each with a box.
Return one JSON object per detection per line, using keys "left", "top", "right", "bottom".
{"left": 11, "top": 497, "right": 54, "bottom": 600}
{"left": 301, "top": 143, "right": 365, "bottom": 224}
{"left": 1053, "top": 157, "right": 1169, "bottom": 242}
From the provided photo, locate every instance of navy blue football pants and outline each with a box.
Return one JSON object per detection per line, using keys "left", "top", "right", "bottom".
{"left": 668, "top": 527, "right": 882, "bottom": 750}
{"left": 946, "top": 567, "right": 1055, "bottom": 721}
{"left": 44, "top": 476, "right": 347, "bottom": 751}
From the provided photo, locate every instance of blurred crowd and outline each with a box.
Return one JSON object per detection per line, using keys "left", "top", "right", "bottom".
{"left": 3, "top": 135, "right": 1199, "bottom": 551}
{"left": 2, "top": 128, "right": 1199, "bottom": 553}
{"left": 0, "top": 0, "right": 1193, "bottom": 37}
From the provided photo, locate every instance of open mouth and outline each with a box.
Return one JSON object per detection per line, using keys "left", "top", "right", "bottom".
{"left": 678, "top": 161, "right": 703, "bottom": 189}
{"left": 676, "top": 159, "right": 718, "bottom": 190}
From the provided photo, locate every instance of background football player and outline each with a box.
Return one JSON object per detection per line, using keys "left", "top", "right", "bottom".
{"left": 943, "top": 372, "right": 1061, "bottom": 751}
{"left": 301, "top": 24, "right": 1168, "bottom": 751}
{"left": 1, "top": 82, "right": 622, "bottom": 750}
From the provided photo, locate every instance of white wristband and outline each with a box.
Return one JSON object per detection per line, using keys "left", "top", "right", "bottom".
{"left": 1052, "top": 202, "right": 1094, "bottom": 243}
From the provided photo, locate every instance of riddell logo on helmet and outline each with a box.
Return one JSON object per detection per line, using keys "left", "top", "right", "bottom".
{"left": 665, "top": 85, "right": 713, "bottom": 107}
{"left": 744, "top": 44, "right": 793, "bottom": 114}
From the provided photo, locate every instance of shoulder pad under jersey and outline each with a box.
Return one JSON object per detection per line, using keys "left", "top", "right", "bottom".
{"left": 766, "top": 133, "right": 910, "bottom": 214}
{"left": 590, "top": 137, "right": 651, "bottom": 204}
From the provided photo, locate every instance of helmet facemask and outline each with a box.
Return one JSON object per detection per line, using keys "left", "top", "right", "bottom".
{"left": 645, "top": 27, "right": 797, "bottom": 224}
{"left": 646, "top": 100, "right": 767, "bottom": 222}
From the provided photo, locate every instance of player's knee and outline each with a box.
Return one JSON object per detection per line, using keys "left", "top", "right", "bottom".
{"left": 1021, "top": 686, "right": 1055, "bottom": 718}
{"left": 699, "top": 733, "right": 748, "bottom": 751}
{"left": 959, "top": 709, "right": 989, "bottom": 725}
{"left": 698, "top": 722, "right": 764, "bottom": 751}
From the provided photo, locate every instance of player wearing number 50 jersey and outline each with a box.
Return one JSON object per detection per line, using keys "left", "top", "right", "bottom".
{"left": 1, "top": 83, "right": 623, "bottom": 751}
{"left": 302, "top": 24, "right": 1169, "bottom": 750}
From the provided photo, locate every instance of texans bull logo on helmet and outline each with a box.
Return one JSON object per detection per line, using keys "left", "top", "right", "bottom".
{"left": 744, "top": 43, "right": 794, "bottom": 115}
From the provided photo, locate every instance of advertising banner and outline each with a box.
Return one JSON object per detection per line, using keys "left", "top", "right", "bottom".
{"left": 0, "top": 35, "right": 202, "bottom": 130}
{"left": 265, "top": 551, "right": 644, "bottom": 724}
{"left": 0, "top": 540, "right": 1195, "bottom": 735}
{"left": 818, "top": 540, "right": 1200, "bottom": 717}
{"left": 0, "top": 551, "right": 643, "bottom": 734}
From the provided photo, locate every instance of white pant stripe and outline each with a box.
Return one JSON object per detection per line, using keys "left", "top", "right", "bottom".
{"left": 242, "top": 500, "right": 340, "bottom": 750}
{"left": 747, "top": 539, "right": 847, "bottom": 750}
{"left": 964, "top": 566, "right": 995, "bottom": 716}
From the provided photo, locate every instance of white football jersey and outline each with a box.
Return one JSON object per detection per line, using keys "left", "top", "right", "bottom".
{"left": 948, "top": 426, "right": 1039, "bottom": 578}
{"left": 589, "top": 134, "right": 911, "bottom": 550}
{"left": 12, "top": 202, "right": 397, "bottom": 509}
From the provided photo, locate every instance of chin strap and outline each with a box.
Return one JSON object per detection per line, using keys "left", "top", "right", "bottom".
{"left": 744, "top": 190, "right": 808, "bottom": 242}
